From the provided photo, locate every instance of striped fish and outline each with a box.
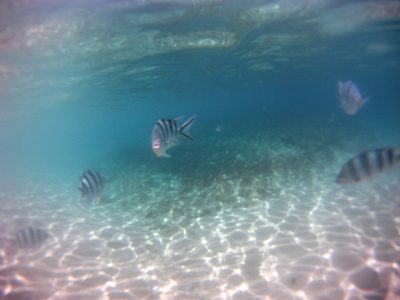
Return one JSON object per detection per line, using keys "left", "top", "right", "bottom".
{"left": 15, "top": 227, "right": 49, "bottom": 249}
{"left": 151, "top": 115, "right": 196, "bottom": 158}
{"left": 336, "top": 147, "right": 400, "bottom": 184}
{"left": 78, "top": 170, "right": 105, "bottom": 203}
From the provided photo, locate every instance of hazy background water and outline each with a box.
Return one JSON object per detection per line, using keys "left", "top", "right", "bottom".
{"left": 0, "top": 0, "right": 399, "bottom": 184}
{"left": 1, "top": 2, "right": 400, "bottom": 299}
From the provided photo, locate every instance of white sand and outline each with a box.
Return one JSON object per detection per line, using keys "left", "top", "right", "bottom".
{"left": 1, "top": 128, "right": 399, "bottom": 300}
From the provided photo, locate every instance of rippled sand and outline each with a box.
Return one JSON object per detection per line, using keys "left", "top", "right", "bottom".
{"left": 1, "top": 128, "right": 399, "bottom": 300}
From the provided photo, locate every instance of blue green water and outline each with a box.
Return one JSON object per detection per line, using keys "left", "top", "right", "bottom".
{"left": 1, "top": 0, "right": 399, "bottom": 181}
{"left": 0, "top": 1, "right": 400, "bottom": 299}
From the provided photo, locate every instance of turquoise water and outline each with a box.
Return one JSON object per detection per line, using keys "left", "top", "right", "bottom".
{"left": 1, "top": 1, "right": 400, "bottom": 299}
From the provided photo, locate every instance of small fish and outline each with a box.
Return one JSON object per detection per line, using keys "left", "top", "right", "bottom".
{"left": 79, "top": 170, "right": 105, "bottom": 203}
{"left": 15, "top": 227, "right": 50, "bottom": 249}
{"left": 337, "top": 80, "right": 369, "bottom": 115}
{"left": 151, "top": 115, "right": 196, "bottom": 158}
{"left": 216, "top": 125, "right": 223, "bottom": 133}
{"left": 336, "top": 147, "right": 400, "bottom": 184}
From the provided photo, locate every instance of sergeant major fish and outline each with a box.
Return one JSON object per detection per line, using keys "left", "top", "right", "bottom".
{"left": 78, "top": 170, "right": 105, "bottom": 203}
{"left": 336, "top": 147, "right": 400, "bottom": 184}
{"left": 15, "top": 227, "right": 50, "bottom": 249}
{"left": 337, "top": 80, "right": 369, "bottom": 115}
{"left": 151, "top": 116, "right": 196, "bottom": 158}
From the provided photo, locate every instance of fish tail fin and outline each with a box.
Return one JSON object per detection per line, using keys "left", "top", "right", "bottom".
{"left": 179, "top": 115, "right": 196, "bottom": 141}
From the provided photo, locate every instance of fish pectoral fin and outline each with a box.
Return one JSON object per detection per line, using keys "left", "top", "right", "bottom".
{"left": 78, "top": 186, "right": 85, "bottom": 197}
{"left": 156, "top": 149, "right": 172, "bottom": 158}
{"left": 161, "top": 151, "right": 171, "bottom": 158}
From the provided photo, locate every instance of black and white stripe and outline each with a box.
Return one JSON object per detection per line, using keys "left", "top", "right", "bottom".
{"left": 156, "top": 119, "right": 179, "bottom": 145}
{"left": 336, "top": 147, "right": 400, "bottom": 184}
{"left": 79, "top": 170, "right": 105, "bottom": 203}
{"left": 15, "top": 227, "right": 49, "bottom": 249}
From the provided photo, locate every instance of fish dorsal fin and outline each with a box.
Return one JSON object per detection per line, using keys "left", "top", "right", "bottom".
{"left": 174, "top": 116, "right": 185, "bottom": 122}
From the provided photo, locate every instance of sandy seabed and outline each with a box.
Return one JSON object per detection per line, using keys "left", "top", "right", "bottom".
{"left": 1, "top": 128, "right": 399, "bottom": 300}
